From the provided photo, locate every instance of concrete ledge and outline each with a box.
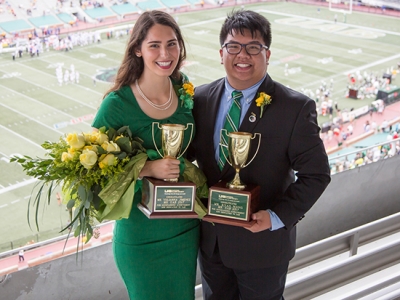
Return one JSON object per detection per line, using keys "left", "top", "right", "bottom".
{"left": 0, "top": 265, "right": 18, "bottom": 276}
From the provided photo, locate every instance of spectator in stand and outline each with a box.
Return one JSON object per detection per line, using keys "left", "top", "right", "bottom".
{"left": 364, "top": 120, "right": 370, "bottom": 132}
{"left": 347, "top": 124, "right": 353, "bottom": 136}
{"left": 381, "top": 119, "right": 389, "bottom": 133}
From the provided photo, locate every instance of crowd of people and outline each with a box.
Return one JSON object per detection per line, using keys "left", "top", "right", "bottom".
{"left": 55, "top": 63, "right": 80, "bottom": 86}
{"left": 330, "top": 133, "right": 400, "bottom": 174}
{"left": 345, "top": 68, "right": 398, "bottom": 100}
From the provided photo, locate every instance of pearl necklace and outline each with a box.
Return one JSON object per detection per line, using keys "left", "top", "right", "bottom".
{"left": 135, "top": 78, "right": 173, "bottom": 111}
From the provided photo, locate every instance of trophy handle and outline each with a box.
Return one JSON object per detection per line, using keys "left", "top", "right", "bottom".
{"left": 243, "top": 133, "right": 261, "bottom": 168}
{"left": 152, "top": 122, "right": 164, "bottom": 158}
{"left": 219, "top": 129, "right": 233, "bottom": 166}
{"left": 176, "top": 123, "right": 194, "bottom": 159}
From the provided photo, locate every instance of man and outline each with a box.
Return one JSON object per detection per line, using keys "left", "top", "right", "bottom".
{"left": 189, "top": 10, "right": 331, "bottom": 300}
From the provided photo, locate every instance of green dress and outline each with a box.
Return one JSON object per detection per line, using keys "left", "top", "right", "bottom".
{"left": 92, "top": 80, "right": 199, "bottom": 300}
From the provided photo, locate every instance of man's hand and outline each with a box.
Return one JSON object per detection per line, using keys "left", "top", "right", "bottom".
{"left": 245, "top": 210, "right": 272, "bottom": 233}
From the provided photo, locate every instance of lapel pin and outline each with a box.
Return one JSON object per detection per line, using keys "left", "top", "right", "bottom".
{"left": 249, "top": 112, "right": 256, "bottom": 123}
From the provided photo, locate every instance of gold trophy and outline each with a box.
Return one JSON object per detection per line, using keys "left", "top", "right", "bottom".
{"left": 204, "top": 131, "right": 261, "bottom": 227}
{"left": 138, "top": 122, "right": 198, "bottom": 219}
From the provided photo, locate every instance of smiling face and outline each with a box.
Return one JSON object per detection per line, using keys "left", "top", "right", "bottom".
{"left": 136, "top": 23, "right": 181, "bottom": 79}
{"left": 220, "top": 29, "right": 270, "bottom": 90}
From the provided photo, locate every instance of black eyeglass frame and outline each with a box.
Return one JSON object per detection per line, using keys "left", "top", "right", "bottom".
{"left": 222, "top": 42, "right": 269, "bottom": 55}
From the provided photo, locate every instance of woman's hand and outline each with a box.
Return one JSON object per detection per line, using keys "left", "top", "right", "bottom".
{"left": 139, "top": 158, "right": 180, "bottom": 180}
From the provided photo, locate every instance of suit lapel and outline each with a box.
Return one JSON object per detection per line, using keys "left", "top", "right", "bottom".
{"left": 205, "top": 80, "right": 226, "bottom": 175}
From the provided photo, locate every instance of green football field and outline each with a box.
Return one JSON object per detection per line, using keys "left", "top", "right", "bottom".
{"left": 1, "top": 2, "right": 400, "bottom": 252}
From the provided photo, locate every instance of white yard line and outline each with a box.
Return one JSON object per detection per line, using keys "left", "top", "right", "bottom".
{"left": 0, "top": 124, "right": 42, "bottom": 149}
{"left": 0, "top": 102, "right": 64, "bottom": 135}
{"left": 0, "top": 178, "right": 38, "bottom": 195}
{"left": 1, "top": 66, "right": 99, "bottom": 110}
{"left": 0, "top": 83, "right": 93, "bottom": 127}
{"left": 257, "top": 9, "right": 400, "bottom": 36}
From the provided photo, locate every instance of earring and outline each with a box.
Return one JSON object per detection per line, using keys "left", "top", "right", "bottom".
{"left": 136, "top": 54, "right": 141, "bottom": 57}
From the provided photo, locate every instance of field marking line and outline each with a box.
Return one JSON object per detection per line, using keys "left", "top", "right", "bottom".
{"left": 26, "top": 56, "right": 103, "bottom": 96}
{"left": 76, "top": 48, "right": 124, "bottom": 64}
{"left": 0, "top": 150, "right": 9, "bottom": 157}
{"left": 256, "top": 9, "right": 400, "bottom": 36}
{"left": 344, "top": 53, "right": 400, "bottom": 75}
{"left": 180, "top": 10, "right": 400, "bottom": 36}
{"left": 40, "top": 50, "right": 121, "bottom": 78}
{"left": 0, "top": 102, "right": 64, "bottom": 135}
{"left": 0, "top": 124, "right": 42, "bottom": 149}
{"left": 0, "top": 83, "right": 92, "bottom": 127}
{"left": 0, "top": 178, "right": 37, "bottom": 195}
{"left": 294, "top": 53, "right": 400, "bottom": 90}
{"left": 4, "top": 62, "right": 103, "bottom": 101}
{"left": 36, "top": 51, "right": 120, "bottom": 82}
{"left": 181, "top": 17, "right": 226, "bottom": 28}
{"left": 0, "top": 68, "right": 98, "bottom": 111}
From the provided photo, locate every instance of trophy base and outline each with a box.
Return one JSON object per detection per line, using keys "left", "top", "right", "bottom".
{"left": 137, "top": 203, "right": 198, "bottom": 219}
{"left": 204, "top": 181, "right": 260, "bottom": 227}
{"left": 202, "top": 214, "right": 256, "bottom": 227}
{"left": 139, "top": 177, "right": 198, "bottom": 219}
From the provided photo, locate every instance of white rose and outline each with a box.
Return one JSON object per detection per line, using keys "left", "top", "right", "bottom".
{"left": 79, "top": 149, "right": 98, "bottom": 169}
{"left": 101, "top": 141, "right": 120, "bottom": 152}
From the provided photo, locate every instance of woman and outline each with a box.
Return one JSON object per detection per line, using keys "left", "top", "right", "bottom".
{"left": 92, "top": 11, "right": 200, "bottom": 299}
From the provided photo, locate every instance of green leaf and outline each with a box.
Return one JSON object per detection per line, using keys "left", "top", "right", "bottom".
{"left": 116, "top": 126, "right": 129, "bottom": 135}
{"left": 67, "top": 199, "right": 76, "bottom": 210}
{"left": 116, "top": 152, "right": 127, "bottom": 160}
{"left": 74, "top": 224, "right": 81, "bottom": 237}
{"left": 96, "top": 145, "right": 107, "bottom": 155}
{"left": 116, "top": 137, "right": 132, "bottom": 153}
{"left": 107, "top": 128, "right": 117, "bottom": 141}
{"left": 77, "top": 185, "right": 88, "bottom": 202}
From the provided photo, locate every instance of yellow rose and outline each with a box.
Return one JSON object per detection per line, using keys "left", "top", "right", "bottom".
{"left": 79, "top": 149, "right": 98, "bottom": 169}
{"left": 84, "top": 132, "right": 98, "bottom": 143}
{"left": 61, "top": 152, "right": 73, "bottom": 162}
{"left": 99, "top": 154, "right": 116, "bottom": 169}
{"left": 83, "top": 145, "right": 98, "bottom": 153}
{"left": 66, "top": 133, "right": 86, "bottom": 149}
{"left": 183, "top": 83, "right": 194, "bottom": 96}
{"left": 101, "top": 141, "right": 120, "bottom": 152}
{"left": 96, "top": 133, "right": 109, "bottom": 145}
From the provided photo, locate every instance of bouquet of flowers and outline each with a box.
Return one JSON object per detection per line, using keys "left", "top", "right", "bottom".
{"left": 11, "top": 126, "right": 208, "bottom": 243}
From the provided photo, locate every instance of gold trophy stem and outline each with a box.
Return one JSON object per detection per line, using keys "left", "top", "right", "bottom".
{"left": 228, "top": 169, "right": 246, "bottom": 190}
{"left": 165, "top": 178, "right": 179, "bottom": 182}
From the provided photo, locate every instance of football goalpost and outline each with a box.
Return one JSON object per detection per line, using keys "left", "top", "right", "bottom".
{"left": 328, "top": 0, "right": 353, "bottom": 15}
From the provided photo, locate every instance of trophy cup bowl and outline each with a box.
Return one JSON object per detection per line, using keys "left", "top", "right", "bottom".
{"left": 138, "top": 122, "right": 197, "bottom": 219}
{"left": 204, "top": 131, "right": 261, "bottom": 227}
{"left": 161, "top": 124, "right": 185, "bottom": 160}
{"left": 227, "top": 132, "right": 253, "bottom": 190}
{"left": 153, "top": 123, "right": 193, "bottom": 182}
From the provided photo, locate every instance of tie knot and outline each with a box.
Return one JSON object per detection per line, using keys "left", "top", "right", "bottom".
{"left": 232, "top": 90, "right": 243, "bottom": 100}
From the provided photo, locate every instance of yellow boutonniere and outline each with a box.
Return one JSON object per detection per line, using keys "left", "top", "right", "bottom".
{"left": 179, "top": 80, "right": 195, "bottom": 109}
{"left": 255, "top": 92, "right": 272, "bottom": 118}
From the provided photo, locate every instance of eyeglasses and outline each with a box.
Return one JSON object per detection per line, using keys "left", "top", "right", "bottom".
{"left": 222, "top": 42, "right": 268, "bottom": 55}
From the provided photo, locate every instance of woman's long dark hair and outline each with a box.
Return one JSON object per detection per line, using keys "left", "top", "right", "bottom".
{"left": 104, "top": 10, "right": 186, "bottom": 98}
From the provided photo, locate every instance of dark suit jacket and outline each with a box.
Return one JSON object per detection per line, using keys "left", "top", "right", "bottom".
{"left": 188, "top": 74, "right": 331, "bottom": 270}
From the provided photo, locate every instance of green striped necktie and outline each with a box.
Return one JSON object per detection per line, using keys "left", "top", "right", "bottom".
{"left": 219, "top": 90, "right": 242, "bottom": 170}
